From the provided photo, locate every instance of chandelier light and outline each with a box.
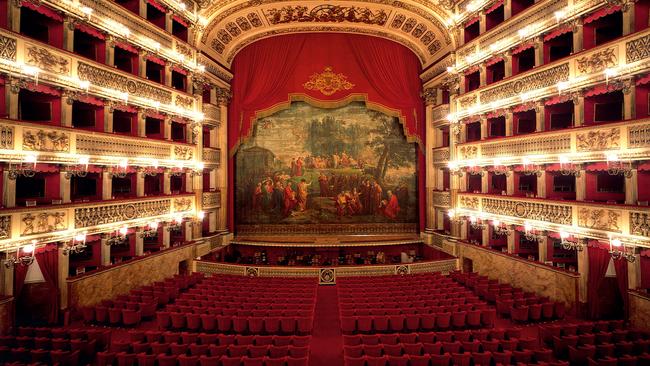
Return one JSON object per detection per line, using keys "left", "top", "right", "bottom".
{"left": 4, "top": 241, "right": 36, "bottom": 268}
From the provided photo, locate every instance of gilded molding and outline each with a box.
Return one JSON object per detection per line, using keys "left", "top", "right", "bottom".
{"left": 265, "top": 5, "right": 389, "bottom": 25}
{"left": 303, "top": 66, "right": 355, "bottom": 96}
{"left": 459, "top": 196, "right": 479, "bottom": 210}
{"left": 0, "top": 125, "right": 15, "bottom": 150}
{"left": 76, "top": 135, "right": 171, "bottom": 159}
{"left": 626, "top": 33, "right": 650, "bottom": 63}
{"left": 21, "top": 212, "right": 67, "bottom": 236}
{"left": 0, "top": 216, "right": 11, "bottom": 240}
{"left": 479, "top": 63, "right": 570, "bottom": 104}
{"left": 480, "top": 133, "right": 571, "bottom": 158}
{"left": 174, "top": 146, "right": 194, "bottom": 160}
{"left": 0, "top": 34, "right": 17, "bottom": 61}
{"left": 481, "top": 197, "right": 572, "bottom": 225}
{"left": 431, "top": 147, "right": 450, "bottom": 163}
{"left": 25, "top": 44, "right": 70, "bottom": 74}
{"left": 459, "top": 145, "right": 478, "bottom": 159}
{"left": 74, "top": 199, "right": 171, "bottom": 228}
{"left": 173, "top": 198, "right": 193, "bottom": 212}
{"left": 203, "top": 148, "right": 221, "bottom": 164}
{"left": 575, "top": 46, "right": 618, "bottom": 75}
{"left": 175, "top": 95, "right": 194, "bottom": 109}
{"left": 630, "top": 212, "right": 650, "bottom": 238}
{"left": 202, "top": 191, "right": 221, "bottom": 208}
{"left": 432, "top": 191, "right": 451, "bottom": 207}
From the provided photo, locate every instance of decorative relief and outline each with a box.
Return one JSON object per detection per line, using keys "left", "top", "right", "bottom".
{"left": 431, "top": 105, "right": 450, "bottom": 121}
{"left": 479, "top": 63, "right": 570, "bottom": 104}
{"left": 459, "top": 196, "right": 479, "bottom": 210}
{"left": 203, "top": 148, "right": 221, "bottom": 164}
{"left": 482, "top": 198, "right": 572, "bottom": 225}
{"left": 74, "top": 200, "right": 171, "bottom": 228}
{"left": 264, "top": 5, "right": 389, "bottom": 26}
{"left": 628, "top": 124, "right": 650, "bottom": 148}
{"left": 458, "top": 95, "right": 477, "bottom": 109}
{"left": 203, "top": 192, "right": 221, "bottom": 208}
{"left": 76, "top": 135, "right": 170, "bottom": 159}
{"left": 174, "top": 146, "right": 194, "bottom": 160}
{"left": 0, "top": 125, "right": 14, "bottom": 149}
{"left": 236, "top": 16, "right": 252, "bottom": 31}
{"left": 395, "top": 265, "right": 410, "bottom": 275}
{"left": 25, "top": 44, "right": 70, "bottom": 74}
{"left": 175, "top": 42, "right": 193, "bottom": 59}
{"left": 21, "top": 212, "right": 66, "bottom": 236}
{"left": 22, "top": 129, "right": 70, "bottom": 152}
{"left": 481, "top": 134, "right": 571, "bottom": 158}
{"left": 203, "top": 104, "right": 221, "bottom": 122}
{"left": 576, "top": 128, "right": 620, "bottom": 151}
{"left": 431, "top": 147, "right": 450, "bottom": 163}
{"left": 630, "top": 212, "right": 650, "bottom": 238}
{"left": 432, "top": 191, "right": 451, "bottom": 207}
{"left": 77, "top": 62, "right": 172, "bottom": 104}
{"left": 303, "top": 66, "right": 355, "bottom": 96}
{"left": 246, "top": 267, "right": 260, "bottom": 277}
{"left": 575, "top": 47, "right": 618, "bottom": 74}
{"left": 626, "top": 33, "right": 650, "bottom": 63}
{"left": 0, "top": 216, "right": 10, "bottom": 240}
{"left": 319, "top": 268, "right": 335, "bottom": 284}
{"left": 226, "top": 22, "right": 241, "bottom": 37}
{"left": 578, "top": 207, "right": 621, "bottom": 232}
{"left": 247, "top": 12, "right": 263, "bottom": 27}
{"left": 459, "top": 146, "right": 478, "bottom": 159}
{"left": 0, "top": 34, "right": 17, "bottom": 61}
{"left": 210, "top": 39, "right": 225, "bottom": 54}
{"left": 175, "top": 95, "right": 194, "bottom": 109}
{"left": 173, "top": 198, "right": 192, "bottom": 212}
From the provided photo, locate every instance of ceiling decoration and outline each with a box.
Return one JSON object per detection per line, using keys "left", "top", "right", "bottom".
{"left": 197, "top": 0, "right": 457, "bottom": 68}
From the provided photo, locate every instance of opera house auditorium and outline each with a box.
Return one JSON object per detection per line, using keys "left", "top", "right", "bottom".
{"left": 0, "top": 0, "right": 650, "bottom": 364}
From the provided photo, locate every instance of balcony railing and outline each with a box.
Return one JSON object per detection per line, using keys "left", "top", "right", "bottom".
{"left": 0, "top": 194, "right": 195, "bottom": 252}
{"left": 431, "top": 104, "right": 450, "bottom": 123}
{"left": 203, "top": 148, "right": 221, "bottom": 166}
{"left": 432, "top": 191, "right": 451, "bottom": 208}
{"left": 456, "top": 118, "right": 650, "bottom": 163}
{"left": 456, "top": 193, "right": 649, "bottom": 243}
{"left": 203, "top": 104, "right": 221, "bottom": 124}
{"left": 202, "top": 191, "right": 221, "bottom": 209}
{"left": 432, "top": 147, "right": 451, "bottom": 163}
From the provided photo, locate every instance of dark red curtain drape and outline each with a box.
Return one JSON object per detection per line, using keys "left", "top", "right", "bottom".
{"left": 613, "top": 258, "right": 629, "bottom": 319}
{"left": 13, "top": 261, "right": 28, "bottom": 299}
{"left": 227, "top": 33, "right": 425, "bottom": 232}
{"left": 587, "top": 243, "right": 611, "bottom": 319}
{"left": 35, "top": 244, "right": 59, "bottom": 324}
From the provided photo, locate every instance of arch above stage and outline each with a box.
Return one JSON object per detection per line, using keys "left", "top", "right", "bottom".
{"left": 196, "top": 0, "right": 456, "bottom": 68}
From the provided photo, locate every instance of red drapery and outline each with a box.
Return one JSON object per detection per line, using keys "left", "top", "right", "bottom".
{"left": 641, "top": 250, "right": 650, "bottom": 289}
{"left": 584, "top": 5, "right": 622, "bottom": 24}
{"left": 21, "top": 1, "right": 63, "bottom": 22}
{"left": 173, "top": 14, "right": 188, "bottom": 27}
{"left": 228, "top": 33, "right": 426, "bottom": 232}
{"left": 35, "top": 244, "right": 59, "bottom": 324}
{"left": 75, "top": 23, "right": 105, "bottom": 40}
{"left": 587, "top": 243, "right": 612, "bottom": 318}
{"left": 613, "top": 258, "right": 629, "bottom": 319}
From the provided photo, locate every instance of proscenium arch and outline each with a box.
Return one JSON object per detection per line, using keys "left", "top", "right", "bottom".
{"left": 195, "top": 0, "right": 457, "bottom": 68}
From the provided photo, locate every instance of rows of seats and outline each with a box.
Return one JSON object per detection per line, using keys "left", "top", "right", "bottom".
{"left": 450, "top": 271, "right": 566, "bottom": 323}
{"left": 341, "top": 327, "right": 557, "bottom": 366}
{"left": 81, "top": 273, "right": 204, "bottom": 327}
{"left": 97, "top": 352, "right": 308, "bottom": 366}
{"left": 155, "top": 275, "right": 317, "bottom": 336}
{"left": 156, "top": 312, "right": 313, "bottom": 334}
{"left": 0, "top": 327, "right": 111, "bottom": 365}
{"left": 340, "top": 309, "right": 496, "bottom": 333}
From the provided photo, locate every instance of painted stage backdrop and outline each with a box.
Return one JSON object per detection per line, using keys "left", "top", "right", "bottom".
{"left": 235, "top": 101, "right": 418, "bottom": 234}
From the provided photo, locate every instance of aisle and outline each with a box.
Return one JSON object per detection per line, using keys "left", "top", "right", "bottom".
{"left": 309, "top": 285, "right": 344, "bottom": 366}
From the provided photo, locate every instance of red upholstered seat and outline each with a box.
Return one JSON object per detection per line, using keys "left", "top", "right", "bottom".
{"left": 435, "top": 313, "right": 451, "bottom": 330}
{"left": 217, "top": 315, "right": 233, "bottom": 333}
{"left": 150, "top": 342, "right": 170, "bottom": 355}
{"left": 568, "top": 345, "right": 596, "bottom": 365}
{"left": 418, "top": 332, "right": 436, "bottom": 344}
{"left": 403, "top": 343, "right": 423, "bottom": 356}
{"left": 595, "top": 343, "right": 615, "bottom": 359}
{"left": 366, "top": 355, "right": 387, "bottom": 366}
{"left": 208, "top": 344, "right": 228, "bottom": 357}
{"left": 30, "top": 349, "right": 50, "bottom": 363}
{"left": 423, "top": 342, "right": 442, "bottom": 355}
{"left": 383, "top": 343, "right": 402, "bottom": 356}
{"left": 344, "top": 355, "right": 366, "bottom": 366}
{"left": 373, "top": 317, "right": 389, "bottom": 332}
{"left": 399, "top": 334, "right": 418, "bottom": 344}
{"left": 451, "top": 352, "right": 471, "bottom": 366}
{"left": 466, "top": 310, "right": 482, "bottom": 328}
{"left": 270, "top": 345, "right": 290, "bottom": 358}
{"left": 430, "top": 352, "right": 451, "bottom": 366}
{"left": 421, "top": 314, "right": 436, "bottom": 331}
{"left": 451, "top": 311, "right": 467, "bottom": 328}
{"left": 480, "top": 309, "right": 496, "bottom": 328}
{"left": 492, "top": 350, "right": 512, "bottom": 365}
{"left": 588, "top": 356, "right": 618, "bottom": 366}
{"left": 471, "top": 351, "right": 492, "bottom": 366}
{"left": 388, "top": 316, "right": 405, "bottom": 332}
{"left": 405, "top": 315, "right": 420, "bottom": 331}
{"left": 81, "top": 307, "right": 95, "bottom": 324}
{"left": 510, "top": 306, "right": 529, "bottom": 323}
{"left": 541, "top": 303, "right": 556, "bottom": 319}
{"left": 529, "top": 304, "right": 543, "bottom": 321}
{"left": 265, "top": 357, "right": 288, "bottom": 366}
{"left": 364, "top": 344, "right": 383, "bottom": 357}
{"left": 461, "top": 341, "right": 481, "bottom": 353}
{"left": 386, "top": 354, "right": 409, "bottom": 366}
{"left": 442, "top": 341, "right": 462, "bottom": 354}
{"left": 170, "top": 342, "right": 189, "bottom": 356}
{"left": 170, "top": 312, "right": 186, "bottom": 329}
{"left": 190, "top": 344, "right": 210, "bottom": 356}
{"left": 163, "top": 331, "right": 181, "bottom": 344}
{"left": 361, "top": 335, "right": 380, "bottom": 345}
{"left": 255, "top": 335, "right": 274, "bottom": 346}
{"left": 116, "top": 352, "right": 136, "bottom": 366}
{"left": 50, "top": 350, "right": 80, "bottom": 366}
{"left": 265, "top": 317, "right": 281, "bottom": 334}
{"left": 341, "top": 317, "right": 356, "bottom": 334}
{"left": 513, "top": 350, "right": 534, "bottom": 364}
{"left": 409, "top": 354, "right": 432, "bottom": 366}
{"left": 555, "top": 302, "right": 566, "bottom": 319}
{"left": 379, "top": 334, "right": 399, "bottom": 345}
{"left": 233, "top": 316, "right": 249, "bottom": 333}
{"left": 220, "top": 356, "right": 243, "bottom": 366}
{"left": 97, "top": 351, "right": 117, "bottom": 366}
{"left": 136, "top": 353, "right": 157, "bottom": 366}
{"left": 109, "top": 308, "right": 123, "bottom": 325}
{"left": 242, "top": 356, "right": 264, "bottom": 366}
{"left": 122, "top": 309, "right": 141, "bottom": 327}
{"left": 281, "top": 318, "right": 297, "bottom": 334}
{"left": 95, "top": 306, "right": 109, "bottom": 323}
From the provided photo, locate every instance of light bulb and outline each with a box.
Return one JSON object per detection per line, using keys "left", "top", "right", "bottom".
{"left": 448, "top": 161, "right": 458, "bottom": 170}
{"left": 78, "top": 156, "right": 90, "bottom": 165}
{"left": 23, "top": 242, "right": 36, "bottom": 253}
{"left": 559, "top": 155, "right": 570, "bottom": 164}
{"left": 74, "top": 233, "right": 87, "bottom": 242}
{"left": 149, "top": 221, "right": 159, "bottom": 230}
{"left": 606, "top": 152, "right": 619, "bottom": 162}
{"left": 24, "top": 154, "right": 38, "bottom": 164}
{"left": 119, "top": 227, "right": 128, "bottom": 236}
{"left": 559, "top": 231, "right": 569, "bottom": 239}
{"left": 524, "top": 223, "right": 533, "bottom": 232}
{"left": 119, "top": 159, "right": 128, "bottom": 168}
{"left": 611, "top": 238, "right": 622, "bottom": 247}
{"left": 469, "top": 215, "right": 477, "bottom": 223}
{"left": 492, "top": 219, "right": 500, "bottom": 227}
{"left": 197, "top": 211, "right": 205, "bottom": 220}
{"left": 448, "top": 209, "right": 456, "bottom": 218}
{"left": 196, "top": 162, "right": 205, "bottom": 170}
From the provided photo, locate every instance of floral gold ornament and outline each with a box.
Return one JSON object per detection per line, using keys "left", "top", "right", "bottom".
{"left": 25, "top": 45, "right": 70, "bottom": 74}
{"left": 575, "top": 47, "right": 618, "bottom": 74}
{"left": 303, "top": 66, "right": 355, "bottom": 96}
{"left": 22, "top": 129, "right": 70, "bottom": 152}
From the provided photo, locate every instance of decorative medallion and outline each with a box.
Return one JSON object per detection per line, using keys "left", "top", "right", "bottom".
{"left": 245, "top": 267, "right": 259, "bottom": 277}
{"left": 319, "top": 268, "right": 336, "bottom": 285}
{"left": 0, "top": 35, "right": 17, "bottom": 61}
{"left": 303, "top": 66, "right": 354, "bottom": 96}
{"left": 395, "top": 265, "right": 409, "bottom": 275}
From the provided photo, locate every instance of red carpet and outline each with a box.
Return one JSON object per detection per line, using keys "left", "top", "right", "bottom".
{"left": 309, "top": 285, "right": 344, "bottom": 366}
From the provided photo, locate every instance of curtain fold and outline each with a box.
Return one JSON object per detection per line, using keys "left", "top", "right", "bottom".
{"left": 587, "top": 244, "right": 612, "bottom": 319}
{"left": 613, "top": 258, "right": 629, "bottom": 319}
{"left": 35, "top": 244, "right": 59, "bottom": 324}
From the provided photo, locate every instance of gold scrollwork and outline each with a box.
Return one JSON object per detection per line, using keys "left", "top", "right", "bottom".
{"left": 26, "top": 45, "right": 69, "bottom": 74}
{"left": 22, "top": 212, "right": 66, "bottom": 236}
{"left": 577, "top": 207, "right": 621, "bottom": 232}
{"left": 303, "top": 66, "right": 355, "bottom": 96}
{"left": 22, "top": 129, "right": 70, "bottom": 152}
{"left": 576, "top": 128, "right": 620, "bottom": 151}
{"left": 575, "top": 47, "right": 618, "bottom": 74}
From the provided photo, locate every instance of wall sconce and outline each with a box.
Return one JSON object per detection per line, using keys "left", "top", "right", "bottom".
{"left": 609, "top": 238, "right": 635, "bottom": 263}
{"left": 63, "top": 233, "right": 88, "bottom": 256}
{"left": 139, "top": 221, "right": 159, "bottom": 238}
{"left": 523, "top": 222, "right": 544, "bottom": 242}
{"left": 560, "top": 231, "right": 583, "bottom": 251}
{"left": 64, "top": 156, "right": 89, "bottom": 179}
{"left": 559, "top": 156, "right": 580, "bottom": 177}
{"left": 140, "top": 161, "right": 159, "bottom": 177}
{"left": 522, "top": 157, "right": 542, "bottom": 177}
{"left": 166, "top": 216, "right": 184, "bottom": 233}
{"left": 493, "top": 159, "right": 510, "bottom": 176}
{"left": 7, "top": 154, "right": 38, "bottom": 180}
{"left": 170, "top": 162, "right": 184, "bottom": 177}
{"left": 447, "top": 209, "right": 463, "bottom": 224}
{"left": 492, "top": 219, "right": 512, "bottom": 236}
{"left": 467, "top": 163, "right": 485, "bottom": 177}
{"left": 109, "top": 159, "right": 128, "bottom": 178}
{"left": 606, "top": 153, "right": 632, "bottom": 177}
{"left": 4, "top": 241, "right": 36, "bottom": 268}
{"left": 469, "top": 215, "right": 487, "bottom": 230}
{"left": 106, "top": 227, "right": 129, "bottom": 246}
{"left": 190, "top": 162, "right": 205, "bottom": 177}
{"left": 448, "top": 161, "right": 464, "bottom": 177}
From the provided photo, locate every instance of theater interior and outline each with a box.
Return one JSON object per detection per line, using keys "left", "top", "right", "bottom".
{"left": 0, "top": 0, "right": 650, "bottom": 365}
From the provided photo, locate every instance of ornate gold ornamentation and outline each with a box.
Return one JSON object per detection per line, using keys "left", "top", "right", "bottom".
{"left": 432, "top": 147, "right": 450, "bottom": 163}
{"left": 575, "top": 47, "right": 618, "bottom": 74}
{"left": 173, "top": 198, "right": 192, "bottom": 212}
{"left": 236, "top": 223, "right": 418, "bottom": 235}
{"left": 482, "top": 198, "right": 572, "bottom": 225}
{"left": 77, "top": 62, "right": 172, "bottom": 104}
{"left": 246, "top": 267, "right": 260, "bottom": 277}
{"left": 174, "top": 146, "right": 194, "bottom": 160}
{"left": 626, "top": 32, "right": 650, "bottom": 63}
{"left": 203, "top": 148, "right": 221, "bottom": 165}
{"left": 319, "top": 268, "right": 335, "bottom": 284}
{"left": 22, "top": 129, "right": 70, "bottom": 152}
{"left": 431, "top": 105, "right": 450, "bottom": 122}
{"left": 480, "top": 63, "right": 570, "bottom": 104}
{"left": 459, "top": 146, "right": 478, "bottom": 159}
{"left": 458, "top": 95, "right": 477, "bottom": 109}
{"left": 74, "top": 199, "right": 171, "bottom": 228}
{"left": 25, "top": 45, "right": 69, "bottom": 74}
{"left": 432, "top": 191, "right": 451, "bottom": 207}
{"left": 203, "top": 192, "right": 221, "bottom": 208}
{"left": 216, "top": 88, "right": 232, "bottom": 106}
{"left": 628, "top": 123, "right": 650, "bottom": 148}
{"left": 175, "top": 42, "right": 193, "bottom": 59}
{"left": 422, "top": 88, "right": 437, "bottom": 105}
{"left": 481, "top": 133, "right": 571, "bottom": 158}
{"left": 395, "top": 265, "right": 410, "bottom": 275}
{"left": 0, "top": 34, "right": 17, "bottom": 61}
{"left": 303, "top": 66, "right": 355, "bottom": 96}
{"left": 0, "top": 125, "right": 14, "bottom": 149}
{"left": 0, "top": 216, "right": 11, "bottom": 239}
{"left": 578, "top": 207, "right": 621, "bottom": 232}
{"left": 459, "top": 196, "right": 479, "bottom": 210}
{"left": 576, "top": 128, "right": 620, "bottom": 151}
{"left": 265, "top": 5, "right": 388, "bottom": 25}
{"left": 630, "top": 212, "right": 650, "bottom": 238}
{"left": 175, "top": 95, "right": 194, "bottom": 109}
{"left": 21, "top": 212, "right": 66, "bottom": 236}
{"left": 76, "top": 135, "right": 170, "bottom": 159}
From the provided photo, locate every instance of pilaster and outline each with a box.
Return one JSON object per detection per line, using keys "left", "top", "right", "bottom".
{"left": 534, "top": 37, "right": 543, "bottom": 67}
{"left": 506, "top": 172, "right": 514, "bottom": 195}
{"left": 573, "top": 94, "right": 584, "bottom": 127}
{"left": 63, "top": 17, "right": 75, "bottom": 53}
{"left": 481, "top": 173, "right": 488, "bottom": 193}
{"left": 163, "top": 169, "right": 171, "bottom": 195}
{"left": 537, "top": 170, "right": 547, "bottom": 198}
{"left": 538, "top": 236, "right": 548, "bottom": 263}
{"left": 3, "top": 171, "right": 16, "bottom": 208}
{"left": 100, "top": 236, "right": 111, "bottom": 266}
{"left": 625, "top": 169, "right": 638, "bottom": 205}
{"left": 535, "top": 102, "right": 545, "bottom": 132}
{"left": 162, "top": 223, "right": 171, "bottom": 249}
{"left": 101, "top": 170, "right": 112, "bottom": 200}
{"left": 61, "top": 92, "right": 73, "bottom": 127}
{"left": 572, "top": 20, "right": 584, "bottom": 54}
{"left": 576, "top": 170, "right": 586, "bottom": 201}
{"left": 481, "top": 226, "right": 490, "bottom": 247}
{"left": 60, "top": 172, "right": 71, "bottom": 204}
{"left": 136, "top": 169, "right": 145, "bottom": 197}
{"left": 623, "top": 80, "right": 636, "bottom": 120}
{"left": 134, "top": 229, "right": 144, "bottom": 256}
{"left": 507, "top": 230, "right": 516, "bottom": 254}
{"left": 505, "top": 110, "right": 513, "bottom": 136}
{"left": 57, "top": 247, "right": 69, "bottom": 310}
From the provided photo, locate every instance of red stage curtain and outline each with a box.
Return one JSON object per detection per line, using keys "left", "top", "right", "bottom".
{"left": 227, "top": 33, "right": 425, "bottom": 231}
{"left": 613, "top": 258, "right": 629, "bottom": 319}
{"left": 35, "top": 244, "right": 58, "bottom": 324}
{"left": 587, "top": 243, "right": 611, "bottom": 318}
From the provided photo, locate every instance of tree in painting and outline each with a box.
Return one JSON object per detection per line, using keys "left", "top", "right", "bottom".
{"left": 235, "top": 101, "right": 417, "bottom": 229}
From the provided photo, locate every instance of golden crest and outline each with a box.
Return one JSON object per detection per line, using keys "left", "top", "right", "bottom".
{"left": 303, "top": 66, "right": 355, "bottom": 96}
